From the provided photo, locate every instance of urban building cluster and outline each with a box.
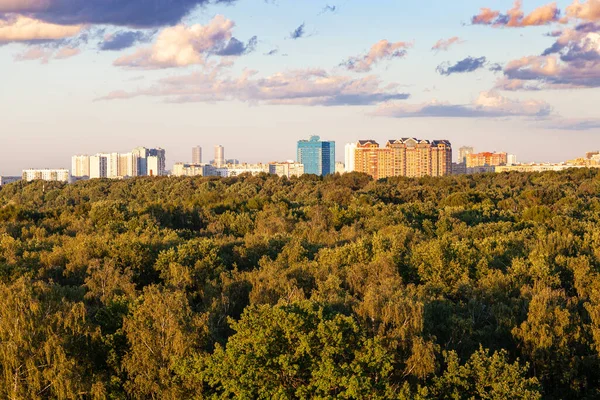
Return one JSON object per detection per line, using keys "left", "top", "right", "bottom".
{"left": 344, "top": 138, "right": 453, "bottom": 180}
{"left": 2, "top": 138, "right": 600, "bottom": 185}
{"left": 172, "top": 145, "right": 305, "bottom": 179}
{"left": 71, "top": 147, "right": 166, "bottom": 179}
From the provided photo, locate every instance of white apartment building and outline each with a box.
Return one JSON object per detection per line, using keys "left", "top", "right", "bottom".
{"left": 269, "top": 162, "right": 305, "bottom": 178}
{"left": 344, "top": 143, "right": 357, "bottom": 173}
{"left": 90, "top": 155, "right": 108, "bottom": 179}
{"left": 74, "top": 147, "right": 165, "bottom": 179}
{"left": 22, "top": 169, "right": 70, "bottom": 182}
{"left": 172, "top": 163, "right": 213, "bottom": 177}
{"left": 71, "top": 155, "right": 90, "bottom": 177}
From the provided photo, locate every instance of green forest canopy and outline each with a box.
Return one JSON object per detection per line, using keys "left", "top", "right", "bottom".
{"left": 1, "top": 169, "right": 600, "bottom": 399}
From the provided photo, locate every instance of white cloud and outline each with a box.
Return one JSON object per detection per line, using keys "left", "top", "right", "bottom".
{"left": 373, "top": 91, "right": 552, "bottom": 118}
{"left": 114, "top": 15, "right": 236, "bottom": 69}
{"left": 0, "top": 15, "right": 81, "bottom": 43}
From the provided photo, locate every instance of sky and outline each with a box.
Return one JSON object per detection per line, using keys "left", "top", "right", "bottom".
{"left": 1, "top": 0, "right": 600, "bottom": 175}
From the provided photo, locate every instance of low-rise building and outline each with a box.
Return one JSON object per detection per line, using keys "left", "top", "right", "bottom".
{"left": 172, "top": 163, "right": 214, "bottom": 177}
{"left": 22, "top": 169, "right": 70, "bottom": 182}
{"left": 0, "top": 176, "right": 21, "bottom": 186}
{"left": 269, "top": 162, "right": 305, "bottom": 178}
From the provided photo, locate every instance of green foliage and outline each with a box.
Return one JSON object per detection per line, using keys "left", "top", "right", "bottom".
{"left": 0, "top": 170, "right": 599, "bottom": 398}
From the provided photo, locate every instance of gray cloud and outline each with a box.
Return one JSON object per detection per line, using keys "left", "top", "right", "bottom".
{"left": 215, "top": 36, "right": 257, "bottom": 56}
{"left": 0, "top": 0, "right": 237, "bottom": 28}
{"left": 99, "top": 30, "right": 154, "bottom": 51}
{"left": 374, "top": 91, "right": 552, "bottom": 119}
{"left": 290, "top": 23, "right": 305, "bottom": 40}
{"left": 543, "top": 119, "right": 600, "bottom": 131}
{"left": 436, "top": 56, "right": 487, "bottom": 75}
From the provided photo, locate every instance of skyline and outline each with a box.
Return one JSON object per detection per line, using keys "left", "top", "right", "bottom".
{"left": 2, "top": 0, "right": 600, "bottom": 175}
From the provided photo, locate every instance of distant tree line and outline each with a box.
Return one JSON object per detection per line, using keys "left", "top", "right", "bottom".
{"left": 1, "top": 169, "right": 600, "bottom": 399}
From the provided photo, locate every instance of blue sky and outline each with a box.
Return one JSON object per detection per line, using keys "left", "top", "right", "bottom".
{"left": 1, "top": 0, "right": 600, "bottom": 174}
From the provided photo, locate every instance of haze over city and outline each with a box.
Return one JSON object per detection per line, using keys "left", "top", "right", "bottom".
{"left": 2, "top": 0, "right": 600, "bottom": 175}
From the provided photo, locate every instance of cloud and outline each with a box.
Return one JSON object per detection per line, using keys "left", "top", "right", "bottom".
{"left": 436, "top": 56, "right": 487, "bottom": 75}
{"left": 472, "top": 1, "right": 561, "bottom": 27}
{"left": 342, "top": 39, "right": 412, "bottom": 72}
{"left": 431, "top": 36, "right": 463, "bottom": 52}
{"left": 15, "top": 44, "right": 79, "bottom": 63}
{"left": 96, "top": 68, "right": 410, "bottom": 106}
{"left": 113, "top": 15, "right": 254, "bottom": 69}
{"left": 498, "top": 20, "right": 600, "bottom": 90}
{"left": 319, "top": 5, "right": 337, "bottom": 15}
{"left": 215, "top": 35, "right": 257, "bottom": 56}
{"left": 99, "top": 30, "right": 154, "bottom": 51}
{"left": 541, "top": 117, "right": 600, "bottom": 130}
{"left": 567, "top": 0, "right": 600, "bottom": 22}
{"left": 0, "top": 0, "right": 237, "bottom": 28}
{"left": 0, "top": 15, "right": 81, "bottom": 43}
{"left": 289, "top": 23, "right": 305, "bottom": 39}
{"left": 373, "top": 91, "right": 551, "bottom": 119}
{"left": 502, "top": 31, "right": 600, "bottom": 89}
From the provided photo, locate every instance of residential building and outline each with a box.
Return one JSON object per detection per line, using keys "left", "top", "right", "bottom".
{"left": 89, "top": 155, "right": 107, "bottom": 179}
{"left": 269, "top": 162, "right": 305, "bottom": 178}
{"left": 223, "top": 163, "right": 270, "bottom": 177}
{"left": 507, "top": 154, "right": 518, "bottom": 166}
{"left": 172, "top": 163, "right": 213, "bottom": 177}
{"left": 495, "top": 164, "right": 588, "bottom": 173}
{"left": 71, "top": 155, "right": 90, "bottom": 177}
{"left": 192, "top": 146, "right": 202, "bottom": 164}
{"left": 214, "top": 145, "right": 225, "bottom": 167}
{"left": 297, "top": 136, "right": 336, "bottom": 176}
{"left": 132, "top": 147, "right": 149, "bottom": 176}
{"left": 0, "top": 176, "right": 21, "bottom": 186}
{"left": 458, "top": 146, "right": 474, "bottom": 164}
{"left": 354, "top": 140, "right": 393, "bottom": 180}
{"left": 465, "top": 152, "right": 508, "bottom": 168}
{"left": 353, "top": 138, "right": 452, "bottom": 179}
{"left": 148, "top": 148, "right": 166, "bottom": 176}
{"left": 117, "top": 153, "right": 139, "bottom": 177}
{"left": 335, "top": 161, "right": 345, "bottom": 174}
{"left": 22, "top": 169, "right": 70, "bottom": 182}
{"left": 344, "top": 143, "right": 357, "bottom": 173}
{"left": 586, "top": 151, "right": 599, "bottom": 160}
{"left": 452, "top": 162, "right": 467, "bottom": 175}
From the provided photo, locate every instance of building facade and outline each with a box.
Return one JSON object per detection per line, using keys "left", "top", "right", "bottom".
{"left": 465, "top": 152, "right": 508, "bottom": 168}
{"left": 458, "top": 146, "right": 474, "bottom": 164}
{"left": 297, "top": 136, "right": 336, "bottom": 176}
{"left": 71, "top": 155, "right": 90, "bottom": 178}
{"left": 269, "top": 162, "right": 305, "bottom": 178}
{"left": 0, "top": 176, "right": 21, "bottom": 186}
{"left": 344, "top": 143, "right": 357, "bottom": 173}
{"left": 22, "top": 169, "right": 70, "bottom": 182}
{"left": 192, "top": 146, "right": 202, "bottom": 164}
{"left": 352, "top": 138, "right": 452, "bottom": 179}
{"left": 214, "top": 145, "right": 225, "bottom": 167}
{"left": 74, "top": 147, "right": 165, "bottom": 179}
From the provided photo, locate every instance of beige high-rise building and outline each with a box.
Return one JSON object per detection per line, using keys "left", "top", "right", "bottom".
{"left": 214, "top": 145, "right": 225, "bottom": 166}
{"left": 71, "top": 155, "right": 90, "bottom": 177}
{"left": 353, "top": 138, "right": 452, "bottom": 180}
{"left": 465, "top": 152, "right": 507, "bottom": 168}
{"left": 192, "top": 146, "right": 202, "bottom": 164}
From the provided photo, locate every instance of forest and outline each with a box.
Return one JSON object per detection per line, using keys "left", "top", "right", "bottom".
{"left": 1, "top": 169, "right": 600, "bottom": 399}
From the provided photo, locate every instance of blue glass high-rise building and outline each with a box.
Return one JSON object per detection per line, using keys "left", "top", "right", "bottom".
{"left": 297, "top": 136, "right": 336, "bottom": 176}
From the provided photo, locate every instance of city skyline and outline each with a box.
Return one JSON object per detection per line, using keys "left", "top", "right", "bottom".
{"left": 2, "top": 0, "right": 600, "bottom": 175}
